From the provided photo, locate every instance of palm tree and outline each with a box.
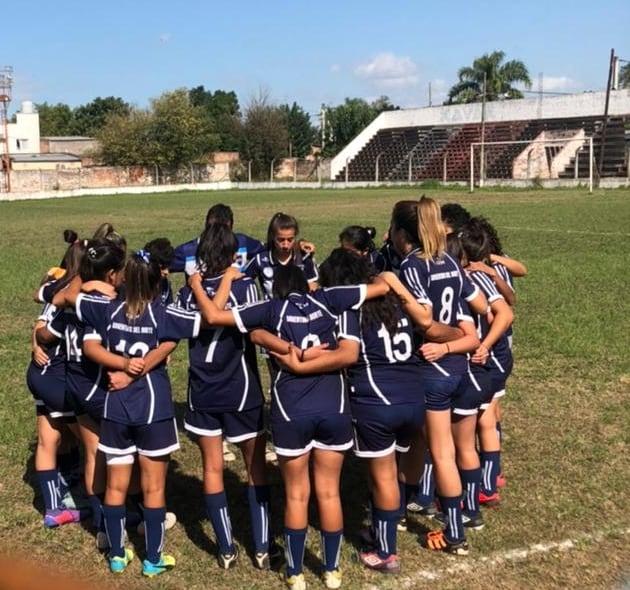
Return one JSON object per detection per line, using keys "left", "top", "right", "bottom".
{"left": 619, "top": 62, "right": 630, "bottom": 89}
{"left": 446, "top": 51, "right": 532, "bottom": 104}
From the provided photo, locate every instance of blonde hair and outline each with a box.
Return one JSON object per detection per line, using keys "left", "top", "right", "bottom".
{"left": 416, "top": 196, "right": 446, "bottom": 260}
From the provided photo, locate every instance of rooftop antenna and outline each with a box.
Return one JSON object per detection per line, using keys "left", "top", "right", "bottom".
{"left": 0, "top": 66, "right": 13, "bottom": 192}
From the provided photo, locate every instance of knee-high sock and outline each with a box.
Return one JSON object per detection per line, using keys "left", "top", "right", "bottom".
{"left": 320, "top": 529, "right": 343, "bottom": 572}
{"left": 204, "top": 491, "right": 234, "bottom": 555}
{"left": 143, "top": 506, "right": 166, "bottom": 564}
{"left": 247, "top": 485, "right": 270, "bottom": 554}
{"left": 103, "top": 504, "right": 126, "bottom": 558}
{"left": 373, "top": 507, "right": 399, "bottom": 559}
{"left": 284, "top": 527, "right": 307, "bottom": 577}
{"left": 37, "top": 469, "right": 62, "bottom": 513}
{"left": 460, "top": 467, "right": 481, "bottom": 515}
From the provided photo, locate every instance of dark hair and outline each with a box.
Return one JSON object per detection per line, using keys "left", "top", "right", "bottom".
{"left": 92, "top": 222, "right": 127, "bottom": 252}
{"left": 80, "top": 239, "right": 126, "bottom": 282}
{"left": 339, "top": 225, "right": 376, "bottom": 254}
{"left": 196, "top": 223, "right": 237, "bottom": 276}
{"left": 205, "top": 203, "right": 234, "bottom": 229}
{"left": 59, "top": 229, "right": 79, "bottom": 269}
{"left": 272, "top": 264, "right": 309, "bottom": 298}
{"left": 445, "top": 232, "right": 465, "bottom": 264}
{"left": 320, "top": 247, "right": 399, "bottom": 336}
{"left": 471, "top": 216, "right": 503, "bottom": 255}
{"left": 459, "top": 217, "right": 493, "bottom": 263}
{"left": 51, "top": 239, "right": 88, "bottom": 293}
{"left": 124, "top": 250, "right": 162, "bottom": 319}
{"left": 441, "top": 203, "right": 472, "bottom": 235}
{"left": 266, "top": 212, "right": 299, "bottom": 252}
{"left": 391, "top": 200, "right": 421, "bottom": 249}
{"left": 144, "top": 237, "right": 174, "bottom": 269}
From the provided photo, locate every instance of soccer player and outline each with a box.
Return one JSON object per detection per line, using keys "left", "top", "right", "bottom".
{"left": 70, "top": 249, "right": 201, "bottom": 577}
{"left": 37, "top": 239, "right": 126, "bottom": 545}
{"left": 388, "top": 197, "right": 485, "bottom": 555}
{"left": 188, "top": 263, "right": 389, "bottom": 590}
{"left": 176, "top": 223, "right": 272, "bottom": 570}
{"left": 338, "top": 225, "right": 386, "bottom": 272}
{"left": 170, "top": 203, "right": 265, "bottom": 275}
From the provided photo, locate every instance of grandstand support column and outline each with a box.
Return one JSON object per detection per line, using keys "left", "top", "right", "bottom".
{"left": 589, "top": 136, "right": 593, "bottom": 194}
{"left": 345, "top": 156, "right": 350, "bottom": 184}
{"left": 408, "top": 154, "right": 412, "bottom": 183}
{"left": 247, "top": 160, "right": 252, "bottom": 183}
{"left": 270, "top": 159, "right": 275, "bottom": 183}
{"left": 375, "top": 152, "right": 383, "bottom": 182}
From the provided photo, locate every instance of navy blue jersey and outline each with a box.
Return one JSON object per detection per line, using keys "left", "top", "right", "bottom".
{"left": 468, "top": 270, "right": 513, "bottom": 374}
{"left": 158, "top": 276, "right": 174, "bottom": 305}
{"left": 37, "top": 280, "right": 61, "bottom": 304}
{"left": 494, "top": 261, "right": 515, "bottom": 342}
{"left": 338, "top": 307, "right": 424, "bottom": 406}
{"left": 76, "top": 295, "right": 201, "bottom": 425}
{"left": 400, "top": 249, "right": 479, "bottom": 377}
{"left": 245, "top": 248, "right": 319, "bottom": 300}
{"left": 233, "top": 285, "right": 366, "bottom": 420}
{"left": 48, "top": 302, "right": 108, "bottom": 414}
{"left": 31, "top": 303, "right": 67, "bottom": 378}
{"left": 170, "top": 232, "right": 265, "bottom": 275}
{"left": 176, "top": 275, "right": 263, "bottom": 412}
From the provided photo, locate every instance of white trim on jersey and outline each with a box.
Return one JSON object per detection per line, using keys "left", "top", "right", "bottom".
{"left": 85, "top": 365, "right": 104, "bottom": 401}
{"left": 146, "top": 373, "right": 156, "bottom": 424}
{"left": 353, "top": 441, "right": 397, "bottom": 458}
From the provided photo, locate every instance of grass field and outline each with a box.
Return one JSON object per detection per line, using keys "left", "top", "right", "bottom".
{"left": 0, "top": 187, "right": 629, "bottom": 589}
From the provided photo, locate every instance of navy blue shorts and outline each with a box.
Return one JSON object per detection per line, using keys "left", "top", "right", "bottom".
{"left": 98, "top": 417, "right": 180, "bottom": 457}
{"left": 67, "top": 373, "right": 107, "bottom": 422}
{"left": 184, "top": 405, "right": 264, "bottom": 443}
{"left": 424, "top": 375, "right": 463, "bottom": 412}
{"left": 350, "top": 401, "right": 425, "bottom": 457}
{"left": 271, "top": 413, "right": 353, "bottom": 457}
{"left": 27, "top": 365, "right": 75, "bottom": 421}
{"left": 452, "top": 370, "right": 484, "bottom": 415}
{"left": 490, "top": 356, "right": 513, "bottom": 399}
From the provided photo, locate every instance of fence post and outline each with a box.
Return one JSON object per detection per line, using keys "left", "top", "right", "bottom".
{"left": 270, "top": 159, "right": 275, "bottom": 183}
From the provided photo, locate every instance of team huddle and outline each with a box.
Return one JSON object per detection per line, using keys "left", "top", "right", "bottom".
{"left": 27, "top": 199, "right": 526, "bottom": 589}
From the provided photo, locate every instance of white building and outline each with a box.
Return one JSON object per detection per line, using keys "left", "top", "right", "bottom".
{"left": 1, "top": 101, "right": 41, "bottom": 155}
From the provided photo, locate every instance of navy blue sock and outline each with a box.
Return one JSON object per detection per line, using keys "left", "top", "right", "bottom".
{"left": 284, "top": 527, "right": 307, "bottom": 577}
{"left": 143, "top": 506, "right": 166, "bottom": 564}
{"left": 418, "top": 450, "right": 435, "bottom": 506}
{"left": 437, "top": 495, "right": 465, "bottom": 544}
{"left": 373, "top": 507, "right": 399, "bottom": 559}
{"left": 58, "top": 446, "right": 81, "bottom": 483}
{"left": 204, "top": 491, "right": 234, "bottom": 555}
{"left": 460, "top": 468, "right": 481, "bottom": 516}
{"left": 247, "top": 485, "right": 270, "bottom": 554}
{"left": 37, "top": 469, "right": 61, "bottom": 513}
{"left": 87, "top": 494, "right": 104, "bottom": 530}
{"left": 320, "top": 529, "right": 343, "bottom": 572}
{"left": 103, "top": 504, "right": 126, "bottom": 558}
{"left": 481, "top": 450, "right": 501, "bottom": 495}
{"left": 398, "top": 481, "right": 407, "bottom": 518}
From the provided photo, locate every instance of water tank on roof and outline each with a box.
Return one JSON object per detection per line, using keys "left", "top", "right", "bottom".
{"left": 21, "top": 100, "right": 34, "bottom": 114}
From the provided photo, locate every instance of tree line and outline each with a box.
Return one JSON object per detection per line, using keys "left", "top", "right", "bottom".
{"left": 32, "top": 52, "right": 630, "bottom": 180}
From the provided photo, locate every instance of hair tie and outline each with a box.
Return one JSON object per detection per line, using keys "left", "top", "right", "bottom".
{"left": 135, "top": 249, "right": 151, "bottom": 264}
{"left": 87, "top": 247, "right": 97, "bottom": 259}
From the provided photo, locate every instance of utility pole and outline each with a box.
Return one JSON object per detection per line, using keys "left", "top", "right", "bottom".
{"left": 0, "top": 66, "right": 13, "bottom": 193}
{"left": 597, "top": 48, "right": 615, "bottom": 186}
{"left": 479, "top": 72, "right": 487, "bottom": 187}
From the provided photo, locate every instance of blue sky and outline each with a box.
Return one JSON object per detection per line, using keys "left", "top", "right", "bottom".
{"left": 4, "top": 0, "right": 628, "bottom": 120}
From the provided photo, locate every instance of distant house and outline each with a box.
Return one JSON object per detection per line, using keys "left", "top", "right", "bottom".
{"left": 11, "top": 152, "right": 81, "bottom": 170}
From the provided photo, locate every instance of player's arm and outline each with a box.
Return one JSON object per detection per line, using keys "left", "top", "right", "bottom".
{"left": 419, "top": 318, "right": 479, "bottom": 363}
{"left": 108, "top": 341, "right": 177, "bottom": 390}
{"left": 31, "top": 320, "right": 50, "bottom": 367}
{"left": 250, "top": 329, "right": 329, "bottom": 357}
{"left": 471, "top": 298, "right": 513, "bottom": 364}
{"left": 468, "top": 261, "right": 516, "bottom": 306}
{"left": 189, "top": 272, "right": 236, "bottom": 327}
{"left": 83, "top": 340, "right": 144, "bottom": 376}
{"left": 212, "top": 266, "right": 243, "bottom": 309}
{"left": 490, "top": 254, "right": 528, "bottom": 277}
{"left": 380, "top": 271, "right": 432, "bottom": 331}
{"left": 271, "top": 338, "right": 359, "bottom": 374}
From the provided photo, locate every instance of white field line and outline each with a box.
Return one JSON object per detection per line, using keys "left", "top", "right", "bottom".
{"left": 499, "top": 226, "right": 630, "bottom": 238}
{"left": 367, "top": 527, "right": 630, "bottom": 587}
